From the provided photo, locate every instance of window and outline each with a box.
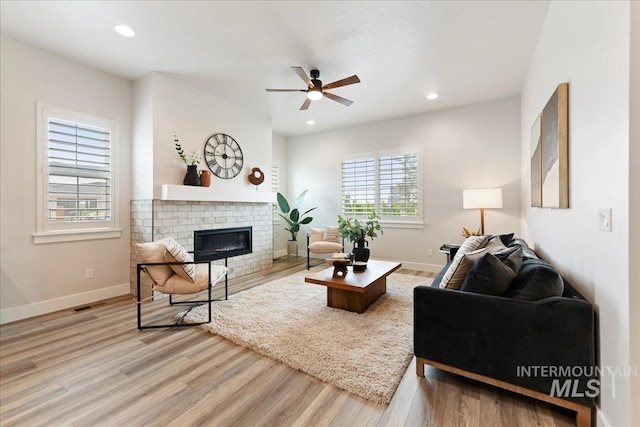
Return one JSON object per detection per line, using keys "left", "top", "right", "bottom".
{"left": 271, "top": 162, "right": 280, "bottom": 222}
{"left": 341, "top": 148, "right": 422, "bottom": 225}
{"left": 35, "top": 104, "right": 120, "bottom": 243}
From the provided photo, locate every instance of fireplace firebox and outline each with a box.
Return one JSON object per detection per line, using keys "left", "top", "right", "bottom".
{"left": 194, "top": 227, "right": 252, "bottom": 261}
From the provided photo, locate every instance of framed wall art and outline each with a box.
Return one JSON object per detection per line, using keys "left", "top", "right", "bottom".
{"left": 530, "top": 114, "right": 542, "bottom": 207}
{"left": 531, "top": 82, "right": 569, "bottom": 208}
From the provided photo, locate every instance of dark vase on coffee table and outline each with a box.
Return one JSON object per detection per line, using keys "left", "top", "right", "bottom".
{"left": 352, "top": 239, "right": 370, "bottom": 263}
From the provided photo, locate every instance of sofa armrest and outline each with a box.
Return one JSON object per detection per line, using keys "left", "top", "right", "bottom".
{"left": 414, "top": 286, "right": 595, "bottom": 406}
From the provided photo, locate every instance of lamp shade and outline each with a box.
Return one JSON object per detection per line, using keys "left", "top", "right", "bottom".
{"left": 463, "top": 188, "right": 503, "bottom": 209}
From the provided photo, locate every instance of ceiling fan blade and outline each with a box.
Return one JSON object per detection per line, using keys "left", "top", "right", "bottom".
{"left": 265, "top": 89, "right": 306, "bottom": 92}
{"left": 322, "top": 75, "right": 360, "bottom": 90}
{"left": 324, "top": 92, "right": 353, "bottom": 107}
{"left": 291, "top": 66, "right": 312, "bottom": 87}
{"left": 300, "top": 97, "right": 312, "bottom": 111}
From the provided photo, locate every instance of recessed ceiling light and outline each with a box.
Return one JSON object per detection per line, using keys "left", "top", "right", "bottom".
{"left": 114, "top": 24, "right": 135, "bottom": 38}
{"left": 306, "top": 120, "right": 315, "bottom": 125}
{"left": 426, "top": 93, "right": 439, "bottom": 100}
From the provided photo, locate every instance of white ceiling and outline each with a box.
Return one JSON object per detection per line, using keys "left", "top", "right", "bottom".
{"left": 0, "top": 1, "right": 549, "bottom": 137}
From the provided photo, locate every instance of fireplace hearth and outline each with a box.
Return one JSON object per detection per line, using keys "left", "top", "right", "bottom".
{"left": 194, "top": 227, "right": 252, "bottom": 261}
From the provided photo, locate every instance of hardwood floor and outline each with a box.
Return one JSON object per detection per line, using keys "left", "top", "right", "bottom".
{"left": 0, "top": 256, "right": 576, "bottom": 426}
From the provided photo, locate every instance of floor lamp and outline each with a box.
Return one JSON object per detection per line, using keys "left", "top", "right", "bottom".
{"left": 463, "top": 188, "right": 503, "bottom": 235}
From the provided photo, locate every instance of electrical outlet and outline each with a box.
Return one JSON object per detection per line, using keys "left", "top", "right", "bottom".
{"left": 598, "top": 208, "right": 612, "bottom": 231}
{"left": 86, "top": 268, "right": 94, "bottom": 279}
{"left": 427, "top": 249, "right": 433, "bottom": 256}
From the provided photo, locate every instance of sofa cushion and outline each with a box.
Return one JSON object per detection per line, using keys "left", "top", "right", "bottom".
{"left": 504, "top": 258, "right": 564, "bottom": 300}
{"left": 323, "top": 226, "right": 341, "bottom": 243}
{"left": 440, "top": 248, "right": 487, "bottom": 290}
{"left": 308, "top": 241, "right": 343, "bottom": 253}
{"left": 461, "top": 247, "right": 523, "bottom": 296}
{"left": 135, "top": 238, "right": 174, "bottom": 286}
{"left": 309, "top": 227, "right": 325, "bottom": 245}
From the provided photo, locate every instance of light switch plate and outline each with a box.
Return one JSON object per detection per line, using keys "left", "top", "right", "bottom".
{"left": 598, "top": 208, "right": 612, "bottom": 232}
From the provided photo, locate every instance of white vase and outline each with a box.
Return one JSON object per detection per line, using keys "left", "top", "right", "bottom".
{"left": 287, "top": 240, "right": 298, "bottom": 257}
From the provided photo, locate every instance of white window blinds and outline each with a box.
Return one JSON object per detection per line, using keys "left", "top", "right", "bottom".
{"left": 379, "top": 153, "right": 419, "bottom": 218}
{"left": 340, "top": 149, "right": 421, "bottom": 223}
{"left": 47, "top": 118, "right": 112, "bottom": 223}
{"left": 341, "top": 157, "right": 375, "bottom": 217}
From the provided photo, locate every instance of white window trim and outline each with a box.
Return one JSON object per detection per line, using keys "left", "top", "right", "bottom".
{"left": 34, "top": 103, "right": 121, "bottom": 244}
{"left": 340, "top": 146, "right": 424, "bottom": 228}
{"left": 271, "top": 160, "right": 281, "bottom": 224}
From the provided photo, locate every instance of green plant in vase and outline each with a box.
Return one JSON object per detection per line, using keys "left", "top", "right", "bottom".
{"left": 337, "top": 210, "right": 383, "bottom": 263}
{"left": 276, "top": 190, "right": 317, "bottom": 255}
{"left": 174, "top": 133, "right": 202, "bottom": 186}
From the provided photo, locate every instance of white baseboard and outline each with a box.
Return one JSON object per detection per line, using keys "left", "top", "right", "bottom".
{"left": 273, "top": 249, "right": 288, "bottom": 258}
{"left": 0, "top": 283, "right": 130, "bottom": 325}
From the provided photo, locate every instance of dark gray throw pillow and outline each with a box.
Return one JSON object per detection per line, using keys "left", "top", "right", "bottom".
{"left": 461, "top": 247, "right": 523, "bottom": 296}
{"left": 504, "top": 259, "right": 564, "bottom": 300}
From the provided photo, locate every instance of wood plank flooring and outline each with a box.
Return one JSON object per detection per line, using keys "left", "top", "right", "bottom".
{"left": 0, "top": 256, "right": 576, "bottom": 426}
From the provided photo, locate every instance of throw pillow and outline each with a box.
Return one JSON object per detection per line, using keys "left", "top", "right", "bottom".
{"left": 456, "top": 235, "right": 490, "bottom": 256}
{"left": 504, "top": 258, "right": 564, "bottom": 300}
{"left": 309, "top": 227, "right": 325, "bottom": 245}
{"left": 461, "top": 247, "right": 523, "bottom": 296}
{"left": 440, "top": 248, "right": 487, "bottom": 290}
{"left": 323, "top": 226, "right": 341, "bottom": 244}
{"left": 497, "top": 233, "right": 515, "bottom": 246}
{"left": 135, "top": 238, "right": 174, "bottom": 286}
{"left": 484, "top": 237, "right": 508, "bottom": 254}
{"left": 164, "top": 237, "right": 196, "bottom": 282}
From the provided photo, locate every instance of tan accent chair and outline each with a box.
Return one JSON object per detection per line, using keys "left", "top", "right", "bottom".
{"left": 135, "top": 237, "right": 227, "bottom": 330}
{"left": 307, "top": 227, "right": 344, "bottom": 269}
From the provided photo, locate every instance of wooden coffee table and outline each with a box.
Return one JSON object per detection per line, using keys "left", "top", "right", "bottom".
{"left": 304, "top": 260, "right": 402, "bottom": 313}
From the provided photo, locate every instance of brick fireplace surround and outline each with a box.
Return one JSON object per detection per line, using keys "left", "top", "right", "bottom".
{"left": 130, "top": 199, "right": 273, "bottom": 300}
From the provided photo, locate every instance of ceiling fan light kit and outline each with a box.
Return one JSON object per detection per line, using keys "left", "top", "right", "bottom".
{"left": 266, "top": 66, "right": 360, "bottom": 110}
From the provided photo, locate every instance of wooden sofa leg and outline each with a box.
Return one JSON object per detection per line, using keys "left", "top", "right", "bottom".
{"left": 416, "top": 357, "right": 425, "bottom": 377}
{"left": 575, "top": 405, "right": 591, "bottom": 427}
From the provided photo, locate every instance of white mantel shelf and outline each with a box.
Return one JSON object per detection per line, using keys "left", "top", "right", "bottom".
{"left": 156, "top": 184, "right": 276, "bottom": 203}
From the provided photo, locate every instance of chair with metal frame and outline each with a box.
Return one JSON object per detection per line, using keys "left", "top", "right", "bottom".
{"left": 306, "top": 226, "right": 344, "bottom": 269}
{"left": 135, "top": 238, "right": 228, "bottom": 330}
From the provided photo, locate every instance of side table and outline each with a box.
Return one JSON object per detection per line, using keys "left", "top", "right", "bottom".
{"left": 439, "top": 244, "right": 461, "bottom": 262}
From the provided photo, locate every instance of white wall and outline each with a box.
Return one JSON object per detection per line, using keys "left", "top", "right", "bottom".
{"left": 145, "top": 73, "right": 272, "bottom": 193}
{"left": 272, "top": 132, "right": 289, "bottom": 256}
{"left": 0, "top": 36, "right": 132, "bottom": 323}
{"left": 629, "top": 3, "right": 640, "bottom": 423}
{"left": 287, "top": 97, "right": 521, "bottom": 271}
{"left": 520, "top": 2, "right": 635, "bottom": 425}
{"left": 132, "top": 74, "right": 154, "bottom": 200}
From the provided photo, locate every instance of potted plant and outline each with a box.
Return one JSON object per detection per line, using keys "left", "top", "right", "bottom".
{"left": 337, "top": 210, "right": 383, "bottom": 263}
{"left": 174, "top": 133, "right": 202, "bottom": 186}
{"left": 276, "top": 190, "right": 317, "bottom": 255}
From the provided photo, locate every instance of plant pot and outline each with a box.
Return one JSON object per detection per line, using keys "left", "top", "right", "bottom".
{"left": 287, "top": 240, "right": 298, "bottom": 257}
{"left": 183, "top": 165, "right": 201, "bottom": 186}
{"left": 352, "top": 239, "right": 370, "bottom": 263}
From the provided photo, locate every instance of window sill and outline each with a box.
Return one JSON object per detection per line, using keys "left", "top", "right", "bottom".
{"left": 379, "top": 220, "right": 424, "bottom": 229}
{"left": 33, "top": 228, "right": 122, "bottom": 244}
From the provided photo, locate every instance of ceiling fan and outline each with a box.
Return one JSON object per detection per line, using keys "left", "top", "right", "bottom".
{"left": 265, "top": 66, "right": 361, "bottom": 110}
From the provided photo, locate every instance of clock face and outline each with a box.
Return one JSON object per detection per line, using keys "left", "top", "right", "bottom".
{"left": 204, "top": 133, "right": 244, "bottom": 179}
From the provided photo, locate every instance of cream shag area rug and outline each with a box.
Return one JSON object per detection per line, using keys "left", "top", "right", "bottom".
{"left": 183, "top": 271, "right": 431, "bottom": 405}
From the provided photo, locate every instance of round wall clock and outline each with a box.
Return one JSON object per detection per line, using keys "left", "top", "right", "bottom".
{"left": 204, "top": 133, "right": 244, "bottom": 179}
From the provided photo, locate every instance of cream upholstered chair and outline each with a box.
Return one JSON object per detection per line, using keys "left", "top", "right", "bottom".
{"left": 135, "top": 237, "right": 227, "bottom": 330}
{"left": 307, "top": 226, "right": 344, "bottom": 269}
